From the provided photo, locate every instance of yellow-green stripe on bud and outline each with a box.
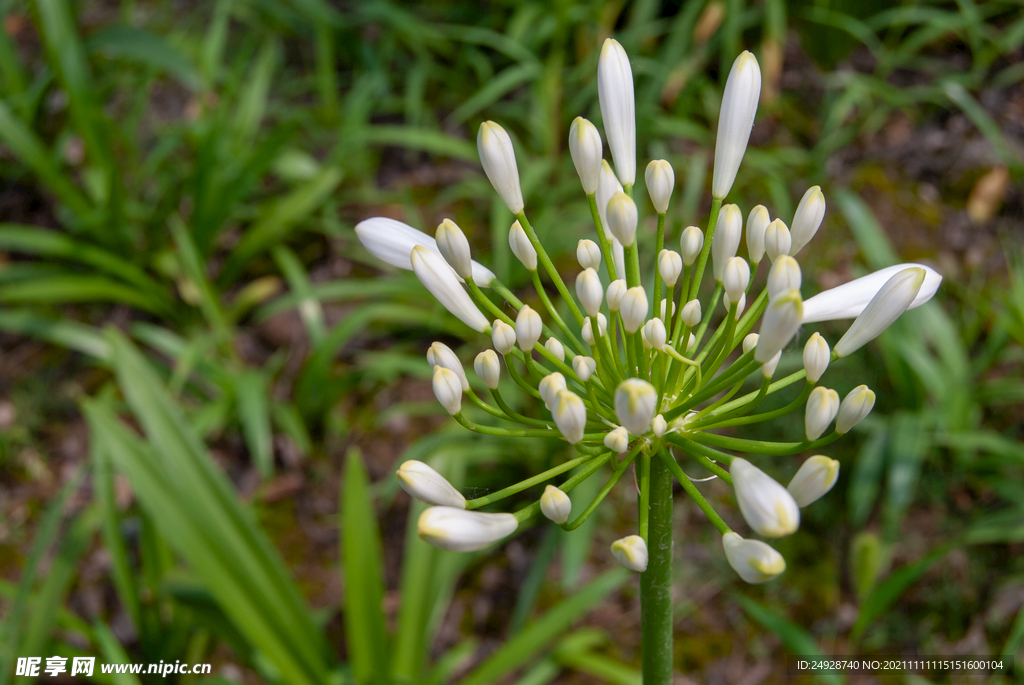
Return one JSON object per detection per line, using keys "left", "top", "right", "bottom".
{"left": 398, "top": 460, "right": 466, "bottom": 508}
{"left": 474, "top": 349, "right": 501, "bottom": 390}
{"left": 611, "top": 535, "right": 648, "bottom": 572}
{"left": 614, "top": 378, "right": 657, "bottom": 436}
{"left": 418, "top": 506, "right": 517, "bottom": 552}
{"left": 568, "top": 117, "right": 603, "bottom": 195}
{"left": 786, "top": 455, "right": 840, "bottom": 507}
{"left": 836, "top": 385, "right": 875, "bottom": 433}
{"left": 572, "top": 355, "right": 597, "bottom": 382}
{"left": 477, "top": 121, "right": 524, "bottom": 214}
{"left": 722, "top": 532, "right": 786, "bottom": 583}
{"left": 805, "top": 386, "right": 840, "bottom": 441}
{"left": 540, "top": 485, "right": 572, "bottom": 524}
{"left": 645, "top": 159, "right": 674, "bottom": 214}
{"left": 432, "top": 365, "right": 463, "bottom": 415}
{"left": 730, "top": 458, "right": 800, "bottom": 538}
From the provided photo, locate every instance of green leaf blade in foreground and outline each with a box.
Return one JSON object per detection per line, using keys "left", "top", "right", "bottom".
{"left": 341, "top": 448, "right": 390, "bottom": 684}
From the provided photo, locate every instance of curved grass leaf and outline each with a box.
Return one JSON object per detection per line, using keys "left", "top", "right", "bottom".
{"left": 86, "top": 26, "right": 202, "bottom": 90}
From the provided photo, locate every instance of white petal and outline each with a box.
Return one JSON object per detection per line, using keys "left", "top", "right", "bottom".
{"left": 801, "top": 263, "right": 942, "bottom": 323}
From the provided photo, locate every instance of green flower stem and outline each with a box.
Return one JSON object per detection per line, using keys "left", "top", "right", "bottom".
{"left": 561, "top": 454, "right": 632, "bottom": 531}
{"left": 735, "top": 288, "right": 768, "bottom": 339}
{"left": 642, "top": 448, "right": 675, "bottom": 685}
{"left": 594, "top": 316, "right": 626, "bottom": 384}
{"left": 512, "top": 452, "right": 613, "bottom": 523}
{"left": 467, "top": 277, "right": 514, "bottom": 326}
{"left": 465, "top": 388, "right": 511, "bottom": 420}
{"left": 690, "top": 429, "right": 841, "bottom": 456}
{"left": 612, "top": 442, "right": 644, "bottom": 473}
{"left": 665, "top": 434, "right": 736, "bottom": 465}
{"left": 670, "top": 265, "right": 691, "bottom": 337}
{"left": 699, "top": 379, "right": 813, "bottom": 430}
{"left": 654, "top": 353, "right": 666, "bottom": 398}
{"left": 504, "top": 355, "right": 543, "bottom": 399}
{"left": 465, "top": 453, "right": 598, "bottom": 510}
{"left": 491, "top": 388, "right": 552, "bottom": 428}
{"left": 653, "top": 213, "right": 666, "bottom": 323}
{"left": 574, "top": 442, "right": 607, "bottom": 456}
{"left": 638, "top": 452, "right": 651, "bottom": 541}
{"left": 587, "top": 194, "right": 620, "bottom": 281}
{"left": 527, "top": 345, "right": 594, "bottom": 392}
{"left": 625, "top": 333, "right": 638, "bottom": 376}
{"left": 625, "top": 242, "right": 642, "bottom": 289}
{"left": 700, "top": 303, "right": 738, "bottom": 382}
{"left": 662, "top": 323, "right": 694, "bottom": 396}
{"left": 529, "top": 269, "right": 586, "bottom": 354}
{"left": 659, "top": 448, "right": 731, "bottom": 535}
{"left": 688, "top": 197, "right": 723, "bottom": 301}
{"left": 587, "top": 338, "right": 618, "bottom": 399}
{"left": 712, "top": 368, "right": 807, "bottom": 416}
{"left": 697, "top": 375, "right": 771, "bottom": 422}
{"left": 684, "top": 354, "right": 756, "bottom": 408}
{"left": 489, "top": 277, "right": 524, "bottom": 309}
{"left": 624, "top": 184, "right": 633, "bottom": 198}
{"left": 634, "top": 331, "right": 649, "bottom": 379}
{"left": 453, "top": 411, "right": 558, "bottom": 438}
{"left": 689, "top": 377, "right": 746, "bottom": 421}
{"left": 692, "top": 452, "right": 733, "bottom": 485}
{"left": 516, "top": 212, "right": 585, "bottom": 326}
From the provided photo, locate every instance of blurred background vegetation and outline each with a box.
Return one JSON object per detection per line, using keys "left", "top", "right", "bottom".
{"left": 0, "top": 0, "right": 1022, "bottom": 683}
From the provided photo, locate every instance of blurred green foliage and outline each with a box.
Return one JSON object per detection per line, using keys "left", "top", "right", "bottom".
{"left": 0, "top": 0, "right": 1021, "bottom": 683}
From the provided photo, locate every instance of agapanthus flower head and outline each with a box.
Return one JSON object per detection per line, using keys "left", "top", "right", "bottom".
{"left": 357, "top": 36, "right": 938, "bottom": 591}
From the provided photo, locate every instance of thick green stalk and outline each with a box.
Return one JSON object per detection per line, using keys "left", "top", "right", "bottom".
{"left": 688, "top": 197, "right": 723, "bottom": 301}
{"left": 515, "top": 212, "right": 585, "bottom": 325}
{"left": 529, "top": 269, "right": 586, "bottom": 354}
{"left": 653, "top": 212, "right": 666, "bottom": 319}
{"left": 587, "top": 194, "right": 619, "bottom": 281}
{"left": 641, "top": 452, "right": 674, "bottom": 684}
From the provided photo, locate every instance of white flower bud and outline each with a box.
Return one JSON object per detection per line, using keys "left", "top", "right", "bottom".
{"left": 355, "top": 217, "right": 495, "bottom": 284}
{"left": 755, "top": 290, "right": 802, "bottom": 363}
{"left": 596, "top": 161, "right": 627, "bottom": 278}
{"left": 834, "top": 267, "right": 926, "bottom": 357}
{"left": 836, "top": 385, "right": 875, "bottom": 434}
{"left": 680, "top": 226, "right": 704, "bottom": 266}
{"left": 540, "top": 485, "right": 572, "bottom": 524}
{"left": 746, "top": 205, "right": 770, "bottom": 264}
{"left": 491, "top": 320, "right": 516, "bottom": 355}
{"left": 712, "top": 51, "right": 761, "bottom": 199}
{"left": 801, "top": 263, "right": 942, "bottom": 323}
{"left": 604, "top": 426, "right": 629, "bottom": 453}
{"left": 712, "top": 204, "right": 743, "bottom": 282}
{"left": 515, "top": 305, "right": 543, "bottom": 351}
{"left": 802, "top": 333, "right": 830, "bottom": 383}
{"left": 681, "top": 299, "right": 702, "bottom": 327}
{"left": 398, "top": 460, "right": 466, "bottom": 508}
{"left": 432, "top": 365, "right": 463, "bottom": 415}
{"left": 761, "top": 350, "right": 782, "bottom": 378}
{"left": 610, "top": 535, "right": 648, "bottom": 572}
{"left": 577, "top": 239, "right": 602, "bottom": 270}
{"left": 652, "top": 414, "right": 667, "bottom": 437}
{"left": 606, "top": 279, "right": 627, "bottom": 311}
{"left": 553, "top": 390, "right": 587, "bottom": 444}
{"left": 722, "top": 532, "right": 786, "bottom": 584}
{"left": 619, "top": 286, "right": 648, "bottom": 334}
{"left": 581, "top": 313, "right": 607, "bottom": 345}
{"left": 568, "top": 117, "right": 603, "bottom": 195}
{"left": 640, "top": 325, "right": 652, "bottom": 350}
{"left": 474, "top": 349, "right": 501, "bottom": 390}
{"left": 723, "top": 291, "right": 746, "bottom": 319}
{"left": 509, "top": 220, "right": 537, "bottom": 271}
{"left": 645, "top": 159, "right": 674, "bottom": 213}
{"left": 435, "top": 218, "right": 472, "bottom": 279}
{"left": 427, "top": 341, "right": 468, "bottom": 391}
{"left": 477, "top": 121, "right": 524, "bottom": 214}
{"left": 544, "top": 337, "right": 566, "bottom": 362}
{"left": 659, "top": 299, "right": 676, "bottom": 320}
{"left": 763, "top": 219, "right": 791, "bottom": 262}
{"left": 787, "top": 455, "right": 840, "bottom": 507}
{"left": 767, "top": 255, "right": 802, "bottom": 301}
{"left": 614, "top": 378, "right": 657, "bottom": 436}
{"left": 805, "top": 386, "right": 840, "bottom": 440}
{"left": 411, "top": 246, "right": 490, "bottom": 332}
{"left": 742, "top": 333, "right": 759, "bottom": 354}
{"left": 538, "top": 372, "right": 567, "bottom": 411}
{"left": 731, "top": 458, "right": 800, "bottom": 538}
{"left": 606, "top": 191, "right": 638, "bottom": 247}
{"left": 418, "top": 506, "right": 517, "bottom": 552}
{"left": 723, "top": 256, "right": 750, "bottom": 302}
{"left": 644, "top": 318, "right": 667, "bottom": 350}
{"left": 575, "top": 267, "right": 604, "bottom": 317}
{"left": 597, "top": 39, "right": 636, "bottom": 186}
{"left": 658, "top": 249, "right": 683, "bottom": 287}
{"left": 572, "top": 355, "right": 597, "bottom": 382}
{"left": 685, "top": 332, "right": 696, "bottom": 353}
{"left": 790, "top": 186, "right": 825, "bottom": 255}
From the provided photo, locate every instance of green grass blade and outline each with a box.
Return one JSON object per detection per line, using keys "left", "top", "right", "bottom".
{"left": 458, "top": 569, "right": 630, "bottom": 685}
{"left": 272, "top": 245, "right": 325, "bottom": 344}
{"left": 234, "top": 38, "right": 278, "bottom": 144}
{"left": 92, "top": 622, "right": 143, "bottom": 685}
{"left": 233, "top": 369, "right": 274, "bottom": 479}
{"left": 86, "top": 26, "right": 202, "bottom": 90}
{"left": 0, "top": 309, "right": 110, "bottom": 359}
{"left": 0, "top": 274, "right": 171, "bottom": 315}
{"left": 221, "top": 166, "right": 342, "bottom": 284}
{"left": 358, "top": 125, "right": 478, "bottom": 162}
{"left": 341, "top": 448, "right": 390, "bottom": 684}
